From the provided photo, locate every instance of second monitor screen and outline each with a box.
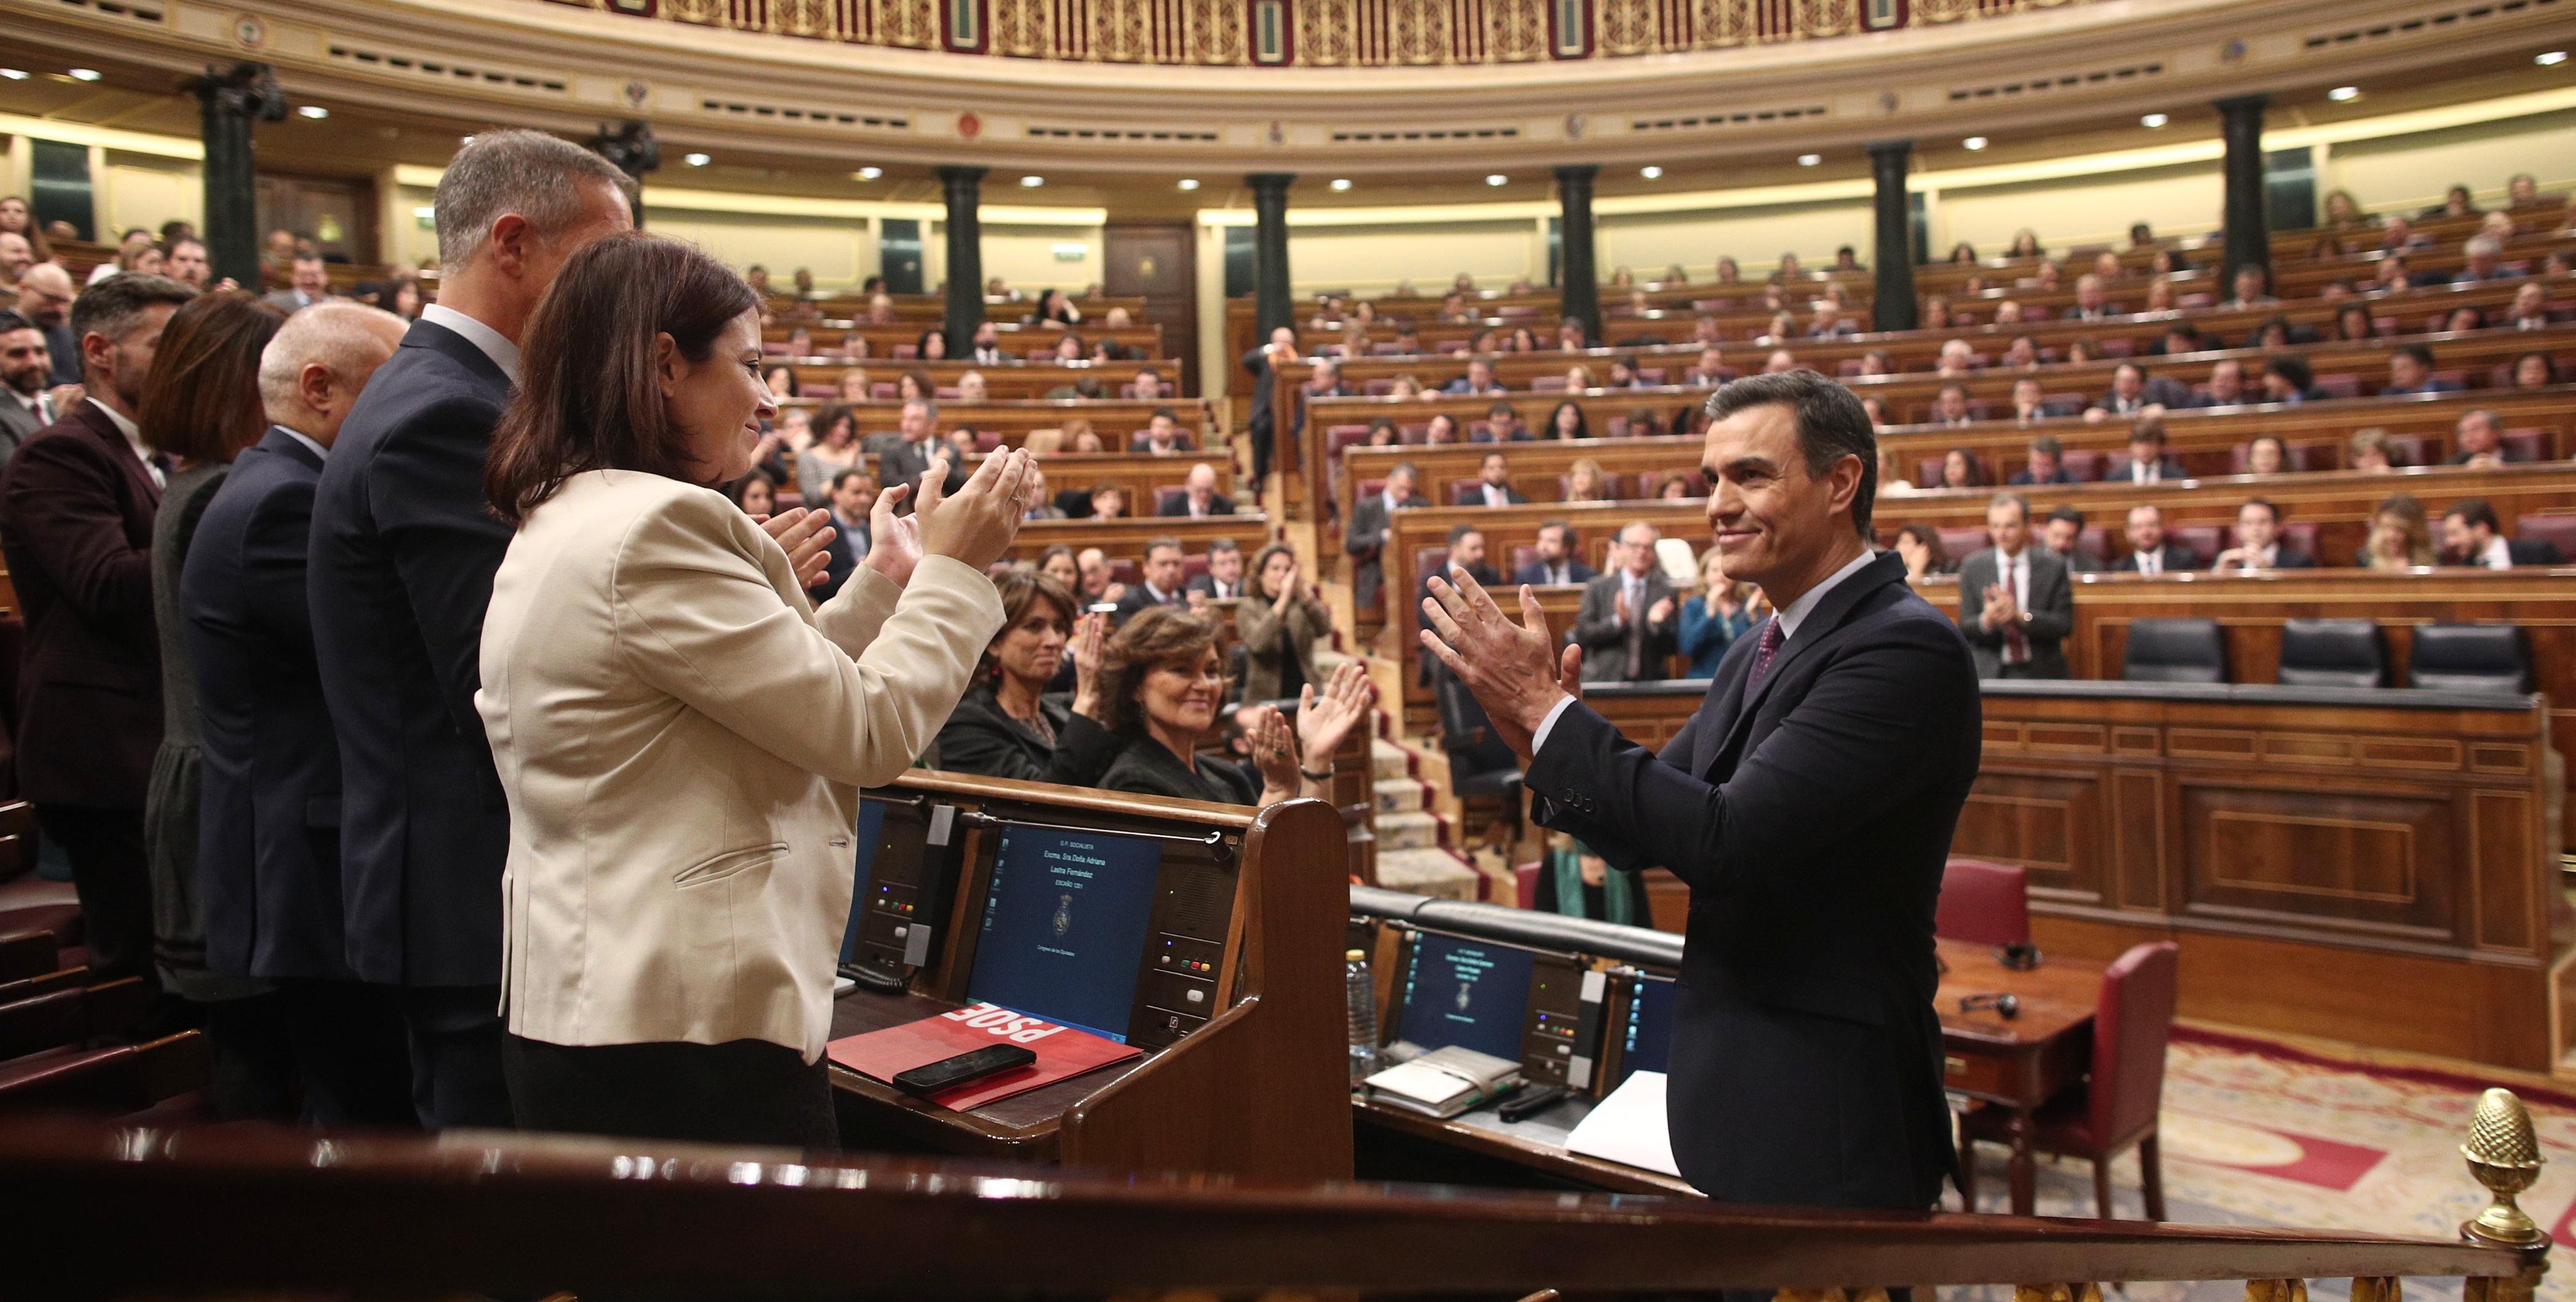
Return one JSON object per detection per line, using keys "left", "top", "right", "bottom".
{"left": 967, "top": 825, "right": 1163, "bottom": 1043}
{"left": 1397, "top": 932, "right": 1538, "bottom": 1063}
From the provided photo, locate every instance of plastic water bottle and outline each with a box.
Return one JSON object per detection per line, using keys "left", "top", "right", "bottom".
{"left": 1345, "top": 948, "right": 1382, "bottom": 1086}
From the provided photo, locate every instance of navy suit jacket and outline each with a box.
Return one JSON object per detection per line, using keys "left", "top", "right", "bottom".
{"left": 187, "top": 428, "right": 354, "bottom": 981}
{"left": 307, "top": 319, "right": 514, "bottom": 987}
{"left": 1513, "top": 558, "right": 1596, "bottom": 587}
{"left": 1525, "top": 550, "right": 1978, "bottom": 1208}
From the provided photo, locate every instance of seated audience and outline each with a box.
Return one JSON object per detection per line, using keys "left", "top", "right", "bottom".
{"left": 1021, "top": 467, "right": 1065, "bottom": 520}
{"left": 1676, "top": 546, "right": 1753, "bottom": 678}
{"left": 1134, "top": 407, "right": 1191, "bottom": 455}
{"left": 1763, "top": 347, "right": 1797, "bottom": 374}
{"left": 726, "top": 468, "right": 779, "bottom": 515}
{"left": 2007, "top": 378, "right": 2049, "bottom": 426}
{"left": 2505, "top": 282, "right": 2554, "bottom": 331}
{"left": 1075, "top": 546, "right": 1123, "bottom": 608}
{"left": 1095, "top": 608, "right": 1369, "bottom": 807}
{"left": 1420, "top": 523, "right": 1503, "bottom": 629}
{"left": 1575, "top": 521, "right": 1677, "bottom": 683}
{"left": 1957, "top": 493, "right": 2073, "bottom": 680}
{"left": 2219, "top": 264, "right": 2277, "bottom": 310}
{"left": 1160, "top": 462, "right": 1235, "bottom": 517}
{"left": 2510, "top": 351, "right": 2558, "bottom": 387}
{"left": 1458, "top": 450, "right": 1529, "bottom": 507}
{"left": 2443, "top": 498, "right": 2562, "bottom": 569}
{"left": 811, "top": 469, "right": 878, "bottom": 603}
{"left": 1188, "top": 538, "right": 1247, "bottom": 601}
{"left": 1653, "top": 471, "right": 1696, "bottom": 500}
{"left": 2332, "top": 303, "right": 2378, "bottom": 343}
{"left": 2088, "top": 361, "right": 2190, "bottom": 420}
{"left": 2010, "top": 434, "right": 2073, "bottom": 485}
{"left": 935, "top": 569, "right": 1120, "bottom": 785}
{"left": 2262, "top": 355, "right": 2315, "bottom": 403}
{"left": 1893, "top": 523, "right": 1950, "bottom": 580}
{"left": 2383, "top": 344, "right": 2460, "bottom": 395}
{"left": 1543, "top": 400, "right": 1588, "bottom": 440}
{"left": 2358, "top": 493, "right": 2436, "bottom": 570}
{"left": 1087, "top": 482, "right": 1128, "bottom": 520}
{"left": 1938, "top": 448, "right": 1984, "bottom": 490}
{"left": 2244, "top": 435, "right": 2289, "bottom": 475}
{"left": 1112, "top": 536, "right": 1191, "bottom": 624}
{"left": 2348, "top": 427, "right": 2399, "bottom": 471}
{"left": 2106, "top": 418, "right": 2185, "bottom": 484}
{"left": 1235, "top": 542, "right": 1333, "bottom": 702}
{"left": 2043, "top": 506, "right": 2100, "bottom": 574}
{"left": 1423, "top": 412, "right": 1465, "bottom": 444}
{"left": 2113, "top": 503, "right": 2196, "bottom": 574}
{"left": 1931, "top": 384, "right": 1973, "bottom": 427}
{"left": 2454, "top": 234, "right": 2508, "bottom": 282}
{"left": 1514, "top": 519, "right": 1595, "bottom": 587}
{"left": 2197, "top": 359, "right": 2251, "bottom": 408}
{"left": 1532, "top": 833, "right": 1644, "bottom": 924}
{"left": 2212, "top": 498, "right": 2318, "bottom": 573}
{"left": 1446, "top": 357, "right": 1504, "bottom": 395}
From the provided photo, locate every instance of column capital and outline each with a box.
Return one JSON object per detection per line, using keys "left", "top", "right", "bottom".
{"left": 1553, "top": 163, "right": 1599, "bottom": 182}
{"left": 2213, "top": 92, "right": 2271, "bottom": 115}
{"left": 1864, "top": 138, "right": 1915, "bottom": 159}
{"left": 937, "top": 164, "right": 989, "bottom": 183}
{"left": 1245, "top": 173, "right": 1297, "bottom": 193}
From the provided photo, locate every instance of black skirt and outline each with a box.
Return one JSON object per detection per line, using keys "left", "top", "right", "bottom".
{"left": 504, "top": 1035, "right": 838, "bottom": 1151}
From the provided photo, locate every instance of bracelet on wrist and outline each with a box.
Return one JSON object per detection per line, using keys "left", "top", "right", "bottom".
{"left": 1298, "top": 765, "right": 1334, "bottom": 782}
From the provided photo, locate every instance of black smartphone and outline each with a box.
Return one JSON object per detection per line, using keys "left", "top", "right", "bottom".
{"left": 890, "top": 1044, "right": 1037, "bottom": 1097}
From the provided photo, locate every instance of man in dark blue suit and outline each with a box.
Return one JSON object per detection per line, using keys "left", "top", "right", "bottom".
{"left": 1510, "top": 519, "right": 1595, "bottom": 587}
{"left": 1423, "top": 370, "right": 1978, "bottom": 1219}
{"left": 307, "top": 130, "right": 635, "bottom": 1128}
{"left": 188, "top": 302, "right": 416, "bottom": 1125}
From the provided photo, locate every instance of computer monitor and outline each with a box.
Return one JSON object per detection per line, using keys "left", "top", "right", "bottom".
{"left": 965, "top": 824, "right": 1164, "bottom": 1043}
{"left": 1616, "top": 972, "right": 1677, "bottom": 1086}
{"left": 838, "top": 798, "right": 893, "bottom": 965}
{"left": 1395, "top": 931, "right": 1540, "bottom": 1063}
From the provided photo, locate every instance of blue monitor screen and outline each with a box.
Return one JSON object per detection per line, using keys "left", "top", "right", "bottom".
{"left": 1619, "top": 973, "right": 1677, "bottom": 1084}
{"left": 1396, "top": 932, "right": 1535, "bottom": 1063}
{"left": 966, "top": 825, "right": 1162, "bottom": 1043}
{"left": 836, "top": 798, "right": 891, "bottom": 964}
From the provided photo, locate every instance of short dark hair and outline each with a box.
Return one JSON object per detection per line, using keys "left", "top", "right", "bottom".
{"left": 1445, "top": 522, "right": 1483, "bottom": 546}
{"left": 1207, "top": 537, "right": 1240, "bottom": 555}
{"left": 0, "top": 310, "right": 30, "bottom": 335}
{"left": 827, "top": 468, "right": 875, "bottom": 494}
{"left": 2129, "top": 417, "right": 2167, "bottom": 446}
{"left": 2029, "top": 434, "right": 2064, "bottom": 456}
{"left": 1703, "top": 370, "right": 1878, "bottom": 539}
{"left": 981, "top": 568, "right": 1078, "bottom": 679}
{"left": 2395, "top": 343, "right": 2435, "bottom": 368}
{"left": 2048, "top": 505, "right": 2085, "bottom": 528}
{"left": 1391, "top": 460, "right": 1420, "bottom": 481}
{"left": 138, "top": 289, "right": 288, "bottom": 464}
{"left": 2445, "top": 498, "right": 2502, "bottom": 533}
{"left": 2265, "top": 354, "right": 2314, "bottom": 392}
{"left": 1988, "top": 491, "right": 2029, "bottom": 522}
{"left": 1145, "top": 534, "right": 1183, "bottom": 558}
{"left": 68, "top": 272, "right": 196, "bottom": 370}
{"left": 486, "top": 232, "right": 758, "bottom": 524}
{"left": 1538, "top": 518, "right": 1573, "bottom": 542}
{"left": 1150, "top": 405, "right": 1179, "bottom": 424}
{"left": 2241, "top": 496, "right": 2282, "bottom": 525}
{"left": 1102, "top": 606, "right": 1225, "bottom": 736}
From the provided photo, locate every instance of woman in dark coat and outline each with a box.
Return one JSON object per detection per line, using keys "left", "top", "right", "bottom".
{"left": 1095, "top": 606, "right": 1370, "bottom": 807}
{"left": 932, "top": 569, "right": 1121, "bottom": 785}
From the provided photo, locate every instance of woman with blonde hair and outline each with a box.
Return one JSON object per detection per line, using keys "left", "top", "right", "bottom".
{"left": 2358, "top": 493, "right": 2436, "bottom": 570}
{"left": 1564, "top": 457, "right": 1612, "bottom": 503}
{"left": 1676, "top": 546, "right": 1754, "bottom": 678}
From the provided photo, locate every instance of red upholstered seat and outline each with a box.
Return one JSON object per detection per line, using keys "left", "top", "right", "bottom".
{"left": 2167, "top": 525, "right": 2225, "bottom": 565}
{"left": 1936, "top": 526, "right": 1989, "bottom": 562}
{"left": 1515, "top": 862, "right": 1540, "bottom": 910}
{"left": 2059, "top": 449, "right": 2105, "bottom": 482}
{"left": 2502, "top": 429, "right": 2548, "bottom": 462}
{"left": 2515, "top": 512, "right": 2576, "bottom": 560}
{"left": 1960, "top": 941, "right": 2179, "bottom": 1220}
{"left": 1934, "top": 858, "right": 2028, "bottom": 947}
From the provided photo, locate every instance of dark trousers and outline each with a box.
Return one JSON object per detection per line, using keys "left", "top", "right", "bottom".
{"left": 402, "top": 984, "right": 513, "bottom": 1130}
{"left": 278, "top": 978, "right": 417, "bottom": 1129}
{"left": 34, "top": 803, "right": 152, "bottom": 983}
{"left": 200, "top": 992, "right": 300, "bottom": 1120}
{"left": 504, "top": 1034, "right": 838, "bottom": 1151}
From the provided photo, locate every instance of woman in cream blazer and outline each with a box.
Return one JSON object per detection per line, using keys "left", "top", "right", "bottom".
{"left": 477, "top": 232, "right": 1033, "bottom": 1147}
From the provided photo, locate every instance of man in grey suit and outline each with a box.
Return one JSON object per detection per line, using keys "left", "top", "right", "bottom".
{"left": 0, "top": 310, "right": 58, "bottom": 463}
{"left": 263, "top": 253, "right": 330, "bottom": 314}
{"left": 1344, "top": 461, "right": 1420, "bottom": 614}
{"left": 1956, "top": 493, "right": 2072, "bottom": 680}
{"left": 1573, "top": 520, "right": 1680, "bottom": 683}
{"left": 862, "top": 397, "right": 954, "bottom": 506}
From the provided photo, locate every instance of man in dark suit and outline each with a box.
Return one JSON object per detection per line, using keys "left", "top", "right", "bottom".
{"left": 1239, "top": 326, "right": 1297, "bottom": 482}
{"left": 864, "top": 399, "right": 943, "bottom": 502}
{"left": 1956, "top": 493, "right": 2073, "bottom": 679}
{"left": 1455, "top": 450, "right": 1529, "bottom": 507}
{"left": 2005, "top": 434, "right": 2074, "bottom": 486}
{"left": 1417, "top": 523, "right": 1503, "bottom": 625}
{"left": 0, "top": 309, "right": 59, "bottom": 461}
{"left": 2042, "top": 505, "right": 2102, "bottom": 574}
{"left": 2103, "top": 418, "right": 2187, "bottom": 485}
{"left": 2382, "top": 344, "right": 2461, "bottom": 396}
{"left": 2088, "top": 362, "right": 2192, "bottom": 419}
{"left": 2441, "top": 498, "right": 2564, "bottom": 569}
{"left": 2112, "top": 503, "right": 2197, "bottom": 574}
{"left": 308, "top": 130, "right": 634, "bottom": 1129}
{"left": 1573, "top": 520, "right": 1680, "bottom": 683}
{"left": 2212, "top": 498, "right": 2320, "bottom": 573}
{"left": 1111, "top": 536, "right": 1191, "bottom": 624}
{"left": 1513, "top": 519, "right": 1595, "bottom": 587}
{"left": 1159, "top": 461, "right": 1235, "bottom": 517}
{"left": 188, "top": 302, "right": 415, "bottom": 1125}
{"left": 15, "top": 263, "right": 85, "bottom": 387}
{"left": 814, "top": 468, "right": 877, "bottom": 604}
{"left": 262, "top": 253, "right": 330, "bottom": 314}
{"left": 0, "top": 272, "right": 194, "bottom": 987}
{"left": 1187, "top": 537, "right": 1246, "bottom": 601}
{"left": 1420, "top": 369, "right": 1975, "bottom": 1213}
{"left": 1345, "top": 461, "right": 1419, "bottom": 613}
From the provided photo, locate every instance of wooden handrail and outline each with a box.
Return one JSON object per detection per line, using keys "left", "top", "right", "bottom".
{"left": 0, "top": 1118, "right": 2535, "bottom": 1298}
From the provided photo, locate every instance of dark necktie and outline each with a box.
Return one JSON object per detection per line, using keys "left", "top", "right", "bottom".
{"left": 2002, "top": 556, "right": 2028, "bottom": 665}
{"left": 1744, "top": 619, "right": 1786, "bottom": 695}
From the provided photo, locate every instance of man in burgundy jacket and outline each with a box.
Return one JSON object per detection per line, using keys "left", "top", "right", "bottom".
{"left": 0, "top": 272, "right": 193, "bottom": 986}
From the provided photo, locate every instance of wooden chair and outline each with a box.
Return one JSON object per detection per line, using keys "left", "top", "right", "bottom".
{"left": 1934, "top": 858, "right": 2029, "bottom": 947}
{"left": 1959, "top": 940, "right": 2180, "bottom": 1220}
{"left": 0, "top": 1030, "right": 209, "bottom": 1119}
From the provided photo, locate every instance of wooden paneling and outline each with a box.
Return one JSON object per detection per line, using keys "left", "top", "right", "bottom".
{"left": 1583, "top": 682, "right": 2566, "bottom": 1070}
{"left": 1010, "top": 512, "right": 1274, "bottom": 564}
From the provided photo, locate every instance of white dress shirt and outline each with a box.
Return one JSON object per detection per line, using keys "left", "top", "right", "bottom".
{"left": 1990, "top": 546, "right": 2032, "bottom": 664}
{"left": 2133, "top": 547, "right": 2165, "bottom": 576}
{"left": 12, "top": 389, "right": 48, "bottom": 426}
{"left": 88, "top": 397, "right": 162, "bottom": 488}
{"left": 1533, "top": 546, "right": 1875, "bottom": 752}
{"left": 1480, "top": 483, "right": 1514, "bottom": 507}
{"left": 420, "top": 303, "right": 522, "bottom": 384}
{"left": 2479, "top": 535, "right": 2514, "bottom": 570}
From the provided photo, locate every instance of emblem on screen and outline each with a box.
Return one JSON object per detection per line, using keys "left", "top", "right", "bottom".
{"left": 1456, "top": 981, "right": 1473, "bottom": 1012}
{"left": 1052, "top": 893, "right": 1073, "bottom": 938}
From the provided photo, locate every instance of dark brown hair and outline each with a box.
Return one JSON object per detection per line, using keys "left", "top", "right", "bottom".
{"left": 1102, "top": 605, "right": 1224, "bottom": 736}
{"left": 981, "top": 569, "right": 1078, "bottom": 680}
{"left": 486, "top": 231, "right": 758, "bottom": 524}
{"left": 138, "top": 288, "right": 287, "bottom": 464}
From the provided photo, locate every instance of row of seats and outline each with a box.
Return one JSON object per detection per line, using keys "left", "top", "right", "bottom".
{"left": 2122, "top": 619, "right": 2530, "bottom": 690}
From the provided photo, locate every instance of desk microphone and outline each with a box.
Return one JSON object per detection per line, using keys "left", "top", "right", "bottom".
{"left": 1958, "top": 992, "right": 2021, "bottom": 1018}
{"left": 1999, "top": 942, "right": 2043, "bottom": 971}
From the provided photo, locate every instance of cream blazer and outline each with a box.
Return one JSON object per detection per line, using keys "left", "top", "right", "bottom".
{"left": 477, "top": 469, "right": 1002, "bottom": 1062}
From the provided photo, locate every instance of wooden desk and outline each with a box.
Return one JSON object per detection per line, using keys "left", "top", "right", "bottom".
{"left": 1350, "top": 1092, "right": 1702, "bottom": 1197}
{"left": 1936, "top": 937, "right": 2104, "bottom": 1217}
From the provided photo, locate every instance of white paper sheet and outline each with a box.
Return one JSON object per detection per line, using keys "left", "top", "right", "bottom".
{"left": 1562, "top": 1071, "right": 1682, "bottom": 1177}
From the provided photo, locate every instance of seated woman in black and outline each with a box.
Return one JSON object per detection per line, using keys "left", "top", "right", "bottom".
{"left": 1097, "top": 606, "right": 1370, "bottom": 807}
{"left": 934, "top": 570, "right": 1122, "bottom": 785}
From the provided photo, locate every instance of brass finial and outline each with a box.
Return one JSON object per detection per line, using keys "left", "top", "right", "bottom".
{"left": 2462, "top": 1087, "right": 2548, "bottom": 1248}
